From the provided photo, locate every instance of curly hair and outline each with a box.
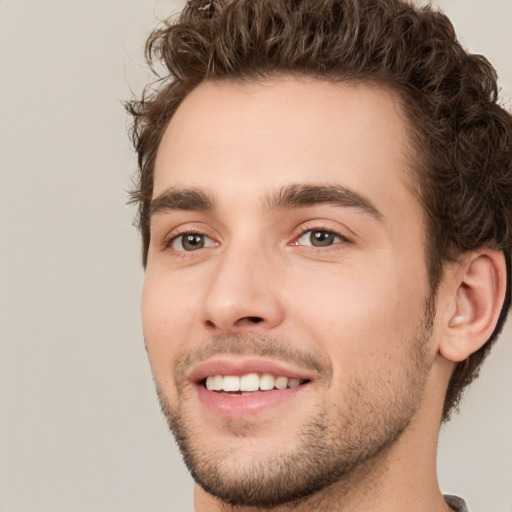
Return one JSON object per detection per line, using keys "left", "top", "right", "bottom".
{"left": 126, "top": 0, "right": 512, "bottom": 422}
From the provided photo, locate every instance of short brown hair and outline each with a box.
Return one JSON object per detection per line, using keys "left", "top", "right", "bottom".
{"left": 127, "top": 0, "right": 512, "bottom": 421}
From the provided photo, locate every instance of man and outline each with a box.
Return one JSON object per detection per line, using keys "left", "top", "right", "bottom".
{"left": 127, "top": 0, "right": 512, "bottom": 510}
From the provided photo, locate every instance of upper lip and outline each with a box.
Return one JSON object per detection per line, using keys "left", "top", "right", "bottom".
{"left": 187, "top": 357, "right": 316, "bottom": 384}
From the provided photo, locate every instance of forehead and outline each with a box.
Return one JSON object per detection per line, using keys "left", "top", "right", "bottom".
{"left": 153, "top": 77, "right": 419, "bottom": 222}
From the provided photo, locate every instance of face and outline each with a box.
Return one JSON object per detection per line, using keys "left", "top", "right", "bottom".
{"left": 143, "top": 77, "right": 438, "bottom": 508}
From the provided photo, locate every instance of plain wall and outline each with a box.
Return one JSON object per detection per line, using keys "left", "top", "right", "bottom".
{"left": 0, "top": 1, "right": 510, "bottom": 511}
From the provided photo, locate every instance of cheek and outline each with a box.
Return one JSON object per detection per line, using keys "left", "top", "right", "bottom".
{"left": 288, "top": 259, "right": 428, "bottom": 373}
{"left": 141, "top": 272, "right": 198, "bottom": 384}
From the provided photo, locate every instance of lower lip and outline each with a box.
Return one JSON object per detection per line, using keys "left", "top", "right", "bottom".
{"left": 195, "top": 383, "right": 309, "bottom": 419}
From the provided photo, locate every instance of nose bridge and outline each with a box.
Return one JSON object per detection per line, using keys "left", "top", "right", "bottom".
{"left": 202, "top": 232, "right": 284, "bottom": 332}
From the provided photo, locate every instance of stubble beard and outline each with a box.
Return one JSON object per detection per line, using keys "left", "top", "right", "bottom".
{"left": 156, "top": 300, "right": 436, "bottom": 509}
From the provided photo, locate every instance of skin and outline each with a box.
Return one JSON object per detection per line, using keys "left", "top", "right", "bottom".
{"left": 142, "top": 77, "right": 505, "bottom": 511}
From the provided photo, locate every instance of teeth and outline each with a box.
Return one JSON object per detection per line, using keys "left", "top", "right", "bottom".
{"left": 240, "top": 373, "right": 260, "bottom": 392}
{"left": 212, "top": 375, "right": 223, "bottom": 391}
{"left": 206, "top": 376, "right": 215, "bottom": 391}
{"left": 288, "top": 378, "right": 300, "bottom": 388}
{"left": 205, "top": 373, "right": 305, "bottom": 392}
{"left": 275, "top": 376, "right": 288, "bottom": 390}
{"left": 260, "top": 373, "right": 275, "bottom": 390}
{"left": 223, "top": 376, "right": 240, "bottom": 392}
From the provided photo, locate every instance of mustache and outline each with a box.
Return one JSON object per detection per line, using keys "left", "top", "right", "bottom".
{"left": 173, "top": 333, "right": 332, "bottom": 381}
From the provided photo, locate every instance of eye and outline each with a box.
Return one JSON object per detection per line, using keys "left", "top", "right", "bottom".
{"left": 170, "top": 233, "right": 216, "bottom": 251}
{"left": 296, "top": 229, "right": 344, "bottom": 247}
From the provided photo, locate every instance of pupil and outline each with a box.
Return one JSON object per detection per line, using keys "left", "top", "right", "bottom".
{"left": 184, "top": 234, "right": 204, "bottom": 250}
{"left": 311, "top": 231, "right": 334, "bottom": 246}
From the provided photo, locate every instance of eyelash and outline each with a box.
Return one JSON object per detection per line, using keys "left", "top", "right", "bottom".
{"left": 162, "top": 225, "right": 352, "bottom": 253}
{"left": 163, "top": 231, "right": 216, "bottom": 251}
{"left": 292, "top": 226, "right": 351, "bottom": 249}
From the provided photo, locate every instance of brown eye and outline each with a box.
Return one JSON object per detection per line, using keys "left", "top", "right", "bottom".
{"left": 171, "top": 233, "right": 214, "bottom": 251}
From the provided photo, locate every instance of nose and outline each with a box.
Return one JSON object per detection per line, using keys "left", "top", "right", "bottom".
{"left": 201, "top": 241, "right": 285, "bottom": 334}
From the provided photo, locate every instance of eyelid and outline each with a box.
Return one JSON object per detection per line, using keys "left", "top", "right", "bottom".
{"left": 161, "top": 223, "right": 219, "bottom": 251}
{"left": 290, "top": 223, "right": 353, "bottom": 247}
{"left": 296, "top": 230, "right": 343, "bottom": 247}
{"left": 165, "top": 233, "right": 215, "bottom": 250}
{"left": 158, "top": 221, "right": 353, "bottom": 253}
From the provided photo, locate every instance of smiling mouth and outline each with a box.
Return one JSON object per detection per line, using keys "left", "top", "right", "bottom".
{"left": 202, "top": 373, "right": 310, "bottom": 394}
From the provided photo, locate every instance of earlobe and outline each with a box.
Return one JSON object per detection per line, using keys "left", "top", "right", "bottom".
{"left": 440, "top": 250, "right": 507, "bottom": 363}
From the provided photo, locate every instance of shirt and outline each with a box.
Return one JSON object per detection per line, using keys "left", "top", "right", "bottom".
{"left": 444, "top": 495, "right": 470, "bottom": 512}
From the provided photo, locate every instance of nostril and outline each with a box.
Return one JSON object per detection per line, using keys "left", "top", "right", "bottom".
{"left": 204, "top": 316, "right": 264, "bottom": 330}
{"left": 246, "top": 316, "right": 264, "bottom": 324}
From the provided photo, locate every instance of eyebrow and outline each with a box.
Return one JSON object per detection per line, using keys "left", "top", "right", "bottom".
{"left": 266, "top": 183, "right": 383, "bottom": 220}
{"left": 149, "top": 183, "right": 383, "bottom": 221}
{"left": 150, "top": 188, "right": 215, "bottom": 217}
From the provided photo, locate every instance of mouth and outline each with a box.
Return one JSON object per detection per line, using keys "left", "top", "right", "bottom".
{"left": 189, "top": 358, "right": 314, "bottom": 418}
{"left": 202, "top": 373, "right": 308, "bottom": 395}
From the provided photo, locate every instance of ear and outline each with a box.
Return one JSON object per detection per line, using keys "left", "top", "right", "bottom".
{"left": 439, "top": 250, "right": 507, "bottom": 363}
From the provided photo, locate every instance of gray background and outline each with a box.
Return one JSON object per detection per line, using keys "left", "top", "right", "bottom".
{"left": 0, "top": 1, "right": 511, "bottom": 511}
